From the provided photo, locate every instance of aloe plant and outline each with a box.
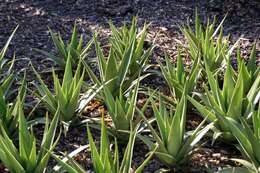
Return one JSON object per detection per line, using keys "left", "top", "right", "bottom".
{"left": 103, "top": 79, "right": 140, "bottom": 140}
{"left": 108, "top": 17, "right": 153, "bottom": 77}
{"left": 0, "top": 26, "right": 18, "bottom": 97}
{"left": 36, "top": 23, "right": 93, "bottom": 69}
{"left": 236, "top": 43, "right": 259, "bottom": 89}
{"left": 158, "top": 49, "right": 201, "bottom": 99}
{"left": 188, "top": 59, "right": 260, "bottom": 141}
{"left": 33, "top": 53, "right": 84, "bottom": 122}
{"left": 52, "top": 116, "right": 155, "bottom": 173}
{"left": 182, "top": 10, "right": 229, "bottom": 72}
{"left": 139, "top": 91, "right": 213, "bottom": 169}
{"left": 217, "top": 106, "right": 260, "bottom": 173}
{"left": 84, "top": 17, "right": 153, "bottom": 100}
{"left": 0, "top": 100, "right": 60, "bottom": 173}
{"left": 0, "top": 75, "right": 26, "bottom": 137}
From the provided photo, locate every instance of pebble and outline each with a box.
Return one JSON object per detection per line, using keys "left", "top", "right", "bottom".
{"left": 212, "top": 153, "right": 221, "bottom": 158}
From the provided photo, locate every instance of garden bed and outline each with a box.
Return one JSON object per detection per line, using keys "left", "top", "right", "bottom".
{"left": 0, "top": 0, "right": 259, "bottom": 173}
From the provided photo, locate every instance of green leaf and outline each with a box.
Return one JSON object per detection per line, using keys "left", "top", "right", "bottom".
{"left": 167, "top": 94, "right": 186, "bottom": 156}
{"left": 188, "top": 95, "right": 216, "bottom": 122}
{"left": 87, "top": 125, "right": 104, "bottom": 172}
{"left": 0, "top": 26, "right": 18, "bottom": 62}
{"left": 222, "top": 60, "right": 235, "bottom": 107}
{"left": 226, "top": 71, "right": 244, "bottom": 119}
{"left": 117, "top": 36, "right": 136, "bottom": 87}
{"left": 94, "top": 34, "right": 106, "bottom": 80}
{"left": 247, "top": 43, "right": 257, "bottom": 75}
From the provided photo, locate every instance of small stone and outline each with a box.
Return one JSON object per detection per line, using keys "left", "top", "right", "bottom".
{"left": 220, "top": 156, "right": 227, "bottom": 161}
{"left": 159, "top": 26, "right": 168, "bottom": 32}
{"left": 212, "top": 153, "right": 221, "bottom": 158}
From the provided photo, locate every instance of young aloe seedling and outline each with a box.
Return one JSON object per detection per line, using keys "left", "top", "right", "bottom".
{"left": 188, "top": 59, "right": 260, "bottom": 141}
{"left": 0, "top": 100, "right": 60, "bottom": 173}
{"left": 102, "top": 78, "right": 141, "bottom": 141}
{"left": 52, "top": 115, "right": 155, "bottom": 173}
{"left": 139, "top": 90, "right": 213, "bottom": 169}
{"left": 33, "top": 53, "right": 84, "bottom": 123}
{"left": 35, "top": 23, "right": 93, "bottom": 69}
{"left": 217, "top": 106, "right": 260, "bottom": 173}
{"left": 182, "top": 10, "right": 229, "bottom": 73}
{"left": 158, "top": 49, "right": 201, "bottom": 99}
{"left": 236, "top": 43, "right": 259, "bottom": 91}
{"left": 0, "top": 26, "right": 18, "bottom": 97}
{"left": 84, "top": 17, "right": 154, "bottom": 100}
{"left": 0, "top": 75, "right": 26, "bottom": 137}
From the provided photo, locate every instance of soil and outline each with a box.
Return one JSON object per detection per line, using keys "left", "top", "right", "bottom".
{"left": 0, "top": 0, "right": 259, "bottom": 173}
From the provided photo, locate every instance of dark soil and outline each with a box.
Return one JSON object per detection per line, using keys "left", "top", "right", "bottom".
{"left": 0, "top": 0, "right": 259, "bottom": 172}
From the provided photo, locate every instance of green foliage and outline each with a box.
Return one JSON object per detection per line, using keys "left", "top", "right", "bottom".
{"left": 87, "top": 118, "right": 154, "bottom": 173}
{"left": 158, "top": 49, "right": 201, "bottom": 99}
{"left": 84, "top": 17, "right": 153, "bottom": 99}
{"left": 0, "top": 26, "right": 22, "bottom": 137}
{"left": 36, "top": 24, "right": 93, "bottom": 69}
{"left": 140, "top": 91, "right": 212, "bottom": 168}
{"left": 103, "top": 80, "right": 140, "bottom": 140}
{"left": 216, "top": 106, "right": 260, "bottom": 173}
{"left": 188, "top": 60, "right": 260, "bottom": 141}
{"left": 0, "top": 14, "right": 258, "bottom": 173}
{"left": 0, "top": 100, "right": 60, "bottom": 173}
{"left": 236, "top": 43, "right": 259, "bottom": 88}
{"left": 52, "top": 116, "right": 155, "bottom": 173}
{"left": 33, "top": 54, "right": 84, "bottom": 122}
{"left": 182, "top": 11, "right": 228, "bottom": 72}
{"left": 0, "top": 26, "right": 18, "bottom": 97}
{"left": 108, "top": 17, "right": 153, "bottom": 77}
{"left": 0, "top": 76, "right": 26, "bottom": 137}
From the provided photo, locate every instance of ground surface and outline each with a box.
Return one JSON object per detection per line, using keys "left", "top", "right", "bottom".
{"left": 0, "top": 0, "right": 259, "bottom": 172}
